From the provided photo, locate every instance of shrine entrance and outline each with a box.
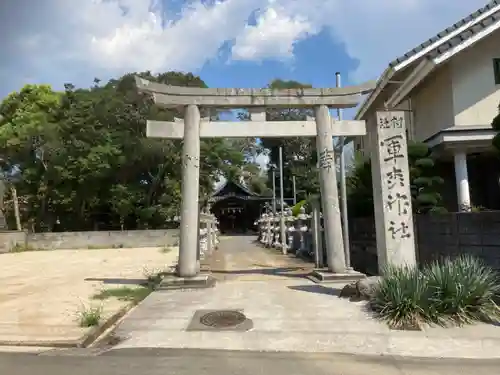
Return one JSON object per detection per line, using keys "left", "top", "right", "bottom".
{"left": 209, "top": 180, "right": 265, "bottom": 234}
{"left": 135, "top": 76, "right": 418, "bottom": 280}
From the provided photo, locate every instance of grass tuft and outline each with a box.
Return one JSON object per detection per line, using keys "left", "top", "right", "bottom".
{"left": 77, "top": 305, "right": 102, "bottom": 327}
{"left": 369, "top": 256, "right": 500, "bottom": 330}
{"left": 10, "top": 243, "right": 38, "bottom": 253}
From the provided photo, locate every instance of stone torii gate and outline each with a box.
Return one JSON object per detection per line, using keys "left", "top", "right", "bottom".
{"left": 135, "top": 77, "right": 417, "bottom": 281}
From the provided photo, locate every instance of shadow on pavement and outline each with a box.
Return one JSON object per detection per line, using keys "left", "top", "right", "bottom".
{"left": 211, "top": 266, "right": 310, "bottom": 279}
{"left": 287, "top": 284, "right": 342, "bottom": 297}
{"left": 84, "top": 277, "right": 148, "bottom": 285}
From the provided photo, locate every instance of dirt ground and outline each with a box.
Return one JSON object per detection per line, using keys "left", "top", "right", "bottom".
{"left": 0, "top": 246, "right": 179, "bottom": 344}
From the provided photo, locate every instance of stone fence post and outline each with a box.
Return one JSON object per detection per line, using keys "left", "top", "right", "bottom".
{"left": 255, "top": 205, "right": 317, "bottom": 259}
{"left": 285, "top": 209, "right": 296, "bottom": 252}
{"left": 310, "top": 198, "right": 324, "bottom": 268}
{"left": 297, "top": 206, "right": 310, "bottom": 256}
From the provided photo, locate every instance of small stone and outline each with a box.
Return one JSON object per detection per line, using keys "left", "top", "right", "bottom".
{"left": 356, "top": 276, "right": 383, "bottom": 300}
{"left": 339, "top": 281, "right": 358, "bottom": 299}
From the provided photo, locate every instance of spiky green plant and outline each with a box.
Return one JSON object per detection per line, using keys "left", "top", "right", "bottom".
{"left": 77, "top": 305, "right": 102, "bottom": 327}
{"left": 369, "top": 256, "right": 500, "bottom": 330}
{"left": 424, "top": 255, "right": 500, "bottom": 326}
{"left": 369, "top": 265, "right": 430, "bottom": 330}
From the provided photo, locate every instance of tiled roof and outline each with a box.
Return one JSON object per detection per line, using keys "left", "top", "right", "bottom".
{"left": 389, "top": 0, "right": 500, "bottom": 68}
{"left": 211, "top": 179, "right": 260, "bottom": 198}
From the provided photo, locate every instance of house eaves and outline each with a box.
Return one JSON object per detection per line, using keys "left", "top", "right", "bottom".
{"left": 355, "top": 0, "right": 500, "bottom": 120}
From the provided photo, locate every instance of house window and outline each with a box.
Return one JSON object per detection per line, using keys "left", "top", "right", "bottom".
{"left": 494, "top": 58, "right": 500, "bottom": 85}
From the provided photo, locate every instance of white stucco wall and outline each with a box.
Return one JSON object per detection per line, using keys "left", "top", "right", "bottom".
{"left": 451, "top": 28, "right": 500, "bottom": 126}
{"left": 411, "top": 64, "right": 454, "bottom": 142}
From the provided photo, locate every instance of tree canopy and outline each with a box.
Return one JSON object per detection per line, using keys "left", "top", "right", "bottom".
{"left": 0, "top": 72, "right": 251, "bottom": 231}
{"left": 240, "top": 79, "right": 319, "bottom": 203}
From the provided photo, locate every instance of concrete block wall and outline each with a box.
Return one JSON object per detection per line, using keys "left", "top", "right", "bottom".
{"left": 0, "top": 229, "right": 180, "bottom": 252}
{"left": 0, "top": 231, "right": 29, "bottom": 253}
{"left": 349, "top": 212, "right": 500, "bottom": 274}
{"left": 415, "top": 212, "right": 500, "bottom": 269}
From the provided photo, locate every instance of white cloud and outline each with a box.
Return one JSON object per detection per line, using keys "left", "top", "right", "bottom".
{"left": 0, "top": 0, "right": 491, "bottom": 96}
{"left": 255, "top": 153, "right": 270, "bottom": 171}
{"left": 232, "top": 7, "right": 314, "bottom": 61}
{"left": 16, "top": 0, "right": 261, "bottom": 74}
{"left": 85, "top": 0, "right": 260, "bottom": 72}
{"left": 228, "top": 0, "right": 489, "bottom": 81}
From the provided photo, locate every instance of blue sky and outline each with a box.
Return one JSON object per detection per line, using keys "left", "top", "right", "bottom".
{"left": 0, "top": 0, "right": 491, "bottom": 123}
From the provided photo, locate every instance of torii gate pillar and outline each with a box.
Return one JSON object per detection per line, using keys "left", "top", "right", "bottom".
{"left": 135, "top": 77, "right": 376, "bottom": 281}
{"left": 315, "top": 105, "right": 346, "bottom": 274}
{"left": 178, "top": 105, "right": 201, "bottom": 277}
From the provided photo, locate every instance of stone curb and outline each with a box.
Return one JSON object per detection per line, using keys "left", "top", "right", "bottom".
{"left": 0, "top": 305, "right": 132, "bottom": 349}
{"left": 114, "top": 330, "right": 500, "bottom": 359}
{"left": 103, "top": 347, "right": 500, "bottom": 364}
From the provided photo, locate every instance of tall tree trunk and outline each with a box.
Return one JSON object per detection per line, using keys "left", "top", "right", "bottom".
{"left": 11, "top": 186, "right": 21, "bottom": 231}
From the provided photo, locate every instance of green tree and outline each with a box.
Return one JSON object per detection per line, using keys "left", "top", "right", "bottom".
{"left": 407, "top": 142, "right": 445, "bottom": 213}
{"left": 0, "top": 72, "right": 248, "bottom": 231}
{"left": 346, "top": 142, "right": 445, "bottom": 217}
{"left": 240, "top": 162, "right": 271, "bottom": 196}
{"left": 0, "top": 84, "right": 65, "bottom": 231}
{"left": 346, "top": 152, "right": 374, "bottom": 217}
{"left": 241, "top": 79, "right": 319, "bottom": 202}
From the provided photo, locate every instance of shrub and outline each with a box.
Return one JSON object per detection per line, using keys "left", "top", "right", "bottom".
{"left": 291, "top": 200, "right": 307, "bottom": 216}
{"left": 369, "top": 256, "right": 500, "bottom": 330}
{"left": 425, "top": 255, "right": 500, "bottom": 326}
{"left": 346, "top": 142, "right": 445, "bottom": 217}
{"left": 369, "top": 265, "right": 431, "bottom": 330}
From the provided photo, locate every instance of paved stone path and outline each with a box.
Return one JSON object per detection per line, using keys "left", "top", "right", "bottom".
{"left": 205, "top": 235, "right": 315, "bottom": 281}
{"left": 109, "top": 236, "right": 500, "bottom": 359}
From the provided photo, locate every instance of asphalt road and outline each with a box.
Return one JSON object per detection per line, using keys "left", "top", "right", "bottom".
{"left": 1, "top": 348, "right": 500, "bottom": 375}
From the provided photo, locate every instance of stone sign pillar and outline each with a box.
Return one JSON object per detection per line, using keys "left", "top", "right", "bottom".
{"left": 177, "top": 104, "right": 201, "bottom": 278}
{"left": 369, "top": 111, "right": 417, "bottom": 272}
{"left": 314, "top": 105, "right": 347, "bottom": 273}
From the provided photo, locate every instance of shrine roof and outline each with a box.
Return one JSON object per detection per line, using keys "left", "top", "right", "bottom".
{"left": 211, "top": 179, "right": 260, "bottom": 198}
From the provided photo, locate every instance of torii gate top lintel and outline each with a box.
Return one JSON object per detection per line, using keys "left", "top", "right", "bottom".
{"left": 135, "top": 76, "right": 376, "bottom": 109}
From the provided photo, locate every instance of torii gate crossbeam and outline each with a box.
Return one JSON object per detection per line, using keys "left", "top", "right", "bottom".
{"left": 135, "top": 77, "right": 385, "bottom": 281}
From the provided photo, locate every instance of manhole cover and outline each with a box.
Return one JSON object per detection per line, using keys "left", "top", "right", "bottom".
{"left": 199, "top": 310, "right": 246, "bottom": 328}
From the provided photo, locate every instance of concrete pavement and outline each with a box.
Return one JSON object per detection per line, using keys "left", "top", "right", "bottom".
{"left": 107, "top": 236, "right": 500, "bottom": 359}
{"left": 1, "top": 348, "right": 500, "bottom": 375}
